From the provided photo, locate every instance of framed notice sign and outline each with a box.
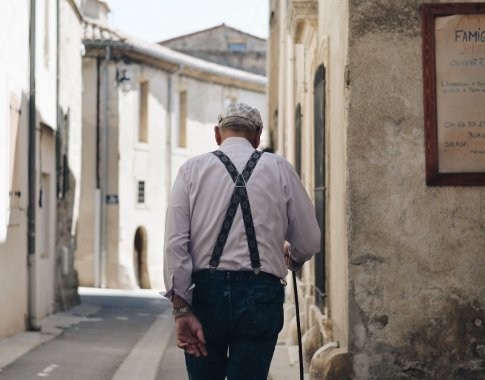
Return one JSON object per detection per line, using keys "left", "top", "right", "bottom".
{"left": 422, "top": 3, "right": 485, "bottom": 185}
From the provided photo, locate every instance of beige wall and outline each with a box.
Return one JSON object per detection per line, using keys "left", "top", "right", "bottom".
{"left": 36, "top": 128, "right": 57, "bottom": 319}
{"left": 269, "top": 0, "right": 485, "bottom": 378}
{"left": 347, "top": 0, "right": 485, "bottom": 378}
{"left": 318, "top": 0, "right": 349, "bottom": 350}
{"left": 0, "top": 98, "right": 29, "bottom": 339}
{"left": 117, "top": 64, "right": 171, "bottom": 290}
{"left": 77, "top": 59, "right": 120, "bottom": 288}
{"left": 0, "top": 0, "right": 69, "bottom": 338}
{"left": 76, "top": 58, "right": 97, "bottom": 286}
{"left": 0, "top": 1, "right": 30, "bottom": 339}
{"left": 172, "top": 74, "right": 267, "bottom": 181}
{"left": 161, "top": 25, "right": 267, "bottom": 76}
{"left": 78, "top": 50, "right": 267, "bottom": 291}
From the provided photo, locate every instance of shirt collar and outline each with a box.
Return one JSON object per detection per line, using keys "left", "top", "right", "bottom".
{"left": 220, "top": 137, "right": 254, "bottom": 149}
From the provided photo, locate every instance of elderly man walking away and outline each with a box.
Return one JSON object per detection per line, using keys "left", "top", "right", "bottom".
{"left": 163, "top": 103, "right": 320, "bottom": 380}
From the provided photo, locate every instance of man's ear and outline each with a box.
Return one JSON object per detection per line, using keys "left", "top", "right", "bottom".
{"left": 253, "top": 128, "right": 262, "bottom": 149}
{"left": 214, "top": 126, "right": 222, "bottom": 146}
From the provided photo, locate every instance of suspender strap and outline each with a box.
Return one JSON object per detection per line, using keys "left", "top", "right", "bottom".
{"left": 210, "top": 150, "right": 263, "bottom": 274}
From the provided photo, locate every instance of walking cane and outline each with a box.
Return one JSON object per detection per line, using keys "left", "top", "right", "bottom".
{"left": 292, "top": 271, "right": 304, "bottom": 380}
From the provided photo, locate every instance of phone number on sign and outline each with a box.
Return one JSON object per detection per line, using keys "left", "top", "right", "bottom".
{"left": 444, "top": 121, "right": 485, "bottom": 128}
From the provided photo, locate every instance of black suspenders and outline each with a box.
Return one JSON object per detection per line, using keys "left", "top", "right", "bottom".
{"left": 210, "top": 150, "right": 263, "bottom": 274}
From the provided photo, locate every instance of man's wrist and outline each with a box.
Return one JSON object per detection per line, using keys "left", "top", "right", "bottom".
{"left": 288, "top": 256, "right": 304, "bottom": 272}
{"left": 172, "top": 293, "right": 190, "bottom": 308}
{"left": 172, "top": 305, "right": 192, "bottom": 316}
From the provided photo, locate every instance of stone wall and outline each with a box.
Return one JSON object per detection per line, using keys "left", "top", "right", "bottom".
{"left": 161, "top": 25, "right": 267, "bottom": 75}
{"left": 347, "top": 1, "right": 485, "bottom": 378}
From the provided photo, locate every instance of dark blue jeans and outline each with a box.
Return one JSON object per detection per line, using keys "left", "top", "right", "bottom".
{"left": 185, "top": 270, "right": 285, "bottom": 380}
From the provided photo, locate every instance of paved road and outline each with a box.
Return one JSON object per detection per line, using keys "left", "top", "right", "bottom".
{"left": 0, "top": 289, "right": 187, "bottom": 380}
{"left": 0, "top": 288, "right": 296, "bottom": 380}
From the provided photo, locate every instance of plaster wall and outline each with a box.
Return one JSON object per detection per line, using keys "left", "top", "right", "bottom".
{"left": 162, "top": 26, "right": 266, "bottom": 52}
{"left": 55, "top": 0, "right": 83, "bottom": 310}
{"left": 171, "top": 75, "right": 267, "bottom": 183}
{"left": 35, "top": 129, "right": 56, "bottom": 320}
{"left": 347, "top": 1, "right": 485, "bottom": 378}
{"left": 0, "top": 21, "right": 29, "bottom": 335}
{"left": 318, "top": 0, "right": 350, "bottom": 350}
{"left": 104, "top": 63, "right": 120, "bottom": 288}
{"left": 36, "top": 0, "right": 57, "bottom": 129}
{"left": 267, "top": 0, "right": 280, "bottom": 146}
{"left": 58, "top": 0, "right": 83, "bottom": 241}
{"left": 161, "top": 25, "right": 267, "bottom": 75}
{"left": 76, "top": 58, "right": 97, "bottom": 286}
{"left": 117, "top": 64, "right": 170, "bottom": 290}
{"left": 76, "top": 59, "right": 120, "bottom": 288}
{"left": 0, "top": 106, "right": 29, "bottom": 339}
{"left": 78, "top": 38, "right": 267, "bottom": 292}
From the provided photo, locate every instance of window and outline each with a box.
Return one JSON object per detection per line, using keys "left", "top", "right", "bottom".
{"left": 139, "top": 81, "right": 149, "bottom": 142}
{"left": 178, "top": 91, "right": 187, "bottom": 148}
{"left": 137, "top": 181, "right": 145, "bottom": 204}
{"left": 228, "top": 43, "right": 247, "bottom": 51}
{"left": 313, "top": 64, "right": 326, "bottom": 307}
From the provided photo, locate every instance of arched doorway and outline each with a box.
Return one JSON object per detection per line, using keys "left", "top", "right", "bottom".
{"left": 133, "top": 226, "right": 150, "bottom": 289}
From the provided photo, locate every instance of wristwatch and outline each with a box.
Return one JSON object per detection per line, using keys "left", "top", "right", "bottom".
{"left": 172, "top": 306, "right": 192, "bottom": 316}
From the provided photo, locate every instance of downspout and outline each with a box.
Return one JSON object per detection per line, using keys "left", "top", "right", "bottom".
{"left": 100, "top": 46, "right": 110, "bottom": 288}
{"left": 94, "top": 56, "right": 101, "bottom": 287}
{"left": 28, "top": 0, "right": 41, "bottom": 331}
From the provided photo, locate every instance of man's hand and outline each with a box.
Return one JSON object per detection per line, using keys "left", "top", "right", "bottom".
{"left": 284, "top": 242, "right": 290, "bottom": 267}
{"left": 175, "top": 313, "right": 208, "bottom": 357}
{"left": 284, "top": 242, "right": 304, "bottom": 272}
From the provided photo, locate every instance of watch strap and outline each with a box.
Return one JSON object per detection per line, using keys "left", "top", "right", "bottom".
{"left": 172, "top": 306, "right": 192, "bottom": 316}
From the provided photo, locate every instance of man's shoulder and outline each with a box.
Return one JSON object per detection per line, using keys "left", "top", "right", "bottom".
{"left": 261, "top": 151, "right": 295, "bottom": 171}
{"left": 180, "top": 152, "right": 216, "bottom": 169}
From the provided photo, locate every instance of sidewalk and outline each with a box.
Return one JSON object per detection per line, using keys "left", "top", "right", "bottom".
{"left": 269, "top": 343, "right": 306, "bottom": 380}
{"left": 0, "top": 302, "right": 102, "bottom": 371}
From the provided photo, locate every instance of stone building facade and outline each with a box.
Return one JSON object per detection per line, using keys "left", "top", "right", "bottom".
{"left": 0, "top": 0, "right": 82, "bottom": 340}
{"left": 160, "top": 24, "right": 267, "bottom": 76}
{"left": 268, "top": 0, "right": 485, "bottom": 379}
{"left": 76, "top": 9, "right": 267, "bottom": 290}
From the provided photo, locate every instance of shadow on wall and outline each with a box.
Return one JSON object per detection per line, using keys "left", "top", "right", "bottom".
{"left": 54, "top": 109, "right": 80, "bottom": 312}
{"left": 55, "top": 168, "right": 80, "bottom": 312}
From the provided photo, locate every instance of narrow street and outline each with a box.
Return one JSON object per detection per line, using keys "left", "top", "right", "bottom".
{"left": 0, "top": 288, "right": 297, "bottom": 380}
{"left": 0, "top": 289, "right": 186, "bottom": 380}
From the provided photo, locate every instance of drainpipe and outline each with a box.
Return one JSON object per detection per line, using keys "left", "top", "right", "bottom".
{"left": 28, "top": 0, "right": 41, "bottom": 331}
{"left": 100, "top": 46, "right": 110, "bottom": 288}
{"left": 94, "top": 46, "right": 110, "bottom": 288}
{"left": 94, "top": 56, "right": 101, "bottom": 288}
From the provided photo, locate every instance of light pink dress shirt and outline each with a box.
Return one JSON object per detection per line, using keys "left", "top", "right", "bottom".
{"left": 163, "top": 137, "right": 320, "bottom": 303}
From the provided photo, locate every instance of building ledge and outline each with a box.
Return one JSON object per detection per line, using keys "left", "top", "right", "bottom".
{"left": 287, "top": 0, "right": 318, "bottom": 44}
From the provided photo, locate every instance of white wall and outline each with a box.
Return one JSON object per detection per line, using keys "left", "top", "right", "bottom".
{"left": 0, "top": 0, "right": 30, "bottom": 339}
{"left": 0, "top": 76, "right": 8, "bottom": 242}
{"left": 117, "top": 64, "right": 170, "bottom": 289}
{"left": 171, "top": 75, "right": 267, "bottom": 183}
{"left": 59, "top": 0, "right": 83, "bottom": 237}
{"left": 36, "top": 0, "right": 57, "bottom": 128}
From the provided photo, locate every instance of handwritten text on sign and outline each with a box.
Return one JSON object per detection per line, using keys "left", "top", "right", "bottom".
{"left": 436, "top": 14, "right": 485, "bottom": 173}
